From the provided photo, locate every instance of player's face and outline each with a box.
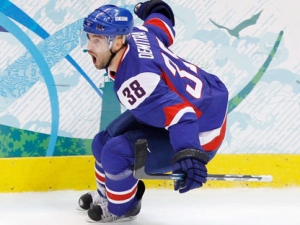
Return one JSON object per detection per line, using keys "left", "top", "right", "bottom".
{"left": 87, "top": 34, "right": 111, "bottom": 70}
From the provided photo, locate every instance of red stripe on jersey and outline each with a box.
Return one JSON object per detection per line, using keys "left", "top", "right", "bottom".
{"left": 163, "top": 102, "right": 192, "bottom": 127}
{"left": 202, "top": 118, "right": 227, "bottom": 152}
{"left": 106, "top": 184, "right": 138, "bottom": 202}
{"left": 144, "top": 18, "right": 174, "bottom": 45}
{"left": 95, "top": 171, "right": 105, "bottom": 183}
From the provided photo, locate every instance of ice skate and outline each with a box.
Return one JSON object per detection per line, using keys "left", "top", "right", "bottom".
{"left": 87, "top": 198, "right": 142, "bottom": 223}
{"left": 87, "top": 180, "right": 145, "bottom": 223}
{"left": 78, "top": 191, "right": 101, "bottom": 210}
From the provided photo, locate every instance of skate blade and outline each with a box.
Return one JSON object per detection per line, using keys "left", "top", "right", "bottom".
{"left": 76, "top": 206, "right": 88, "bottom": 212}
{"left": 86, "top": 215, "right": 137, "bottom": 223}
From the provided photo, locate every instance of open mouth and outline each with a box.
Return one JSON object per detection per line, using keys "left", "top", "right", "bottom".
{"left": 89, "top": 54, "right": 97, "bottom": 65}
{"left": 92, "top": 55, "right": 97, "bottom": 64}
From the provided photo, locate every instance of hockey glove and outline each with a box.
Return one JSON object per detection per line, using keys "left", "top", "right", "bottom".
{"left": 172, "top": 149, "right": 209, "bottom": 193}
{"left": 134, "top": 0, "right": 175, "bottom": 25}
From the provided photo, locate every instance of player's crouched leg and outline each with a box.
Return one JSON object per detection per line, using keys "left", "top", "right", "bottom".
{"left": 87, "top": 134, "right": 145, "bottom": 222}
{"left": 78, "top": 130, "right": 112, "bottom": 210}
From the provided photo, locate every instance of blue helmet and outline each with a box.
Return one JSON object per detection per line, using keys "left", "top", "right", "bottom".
{"left": 83, "top": 5, "right": 134, "bottom": 36}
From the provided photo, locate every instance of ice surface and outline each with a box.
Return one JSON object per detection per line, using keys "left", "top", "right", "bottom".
{"left": 0, "top": 188, "right": 299, "bottom": 225}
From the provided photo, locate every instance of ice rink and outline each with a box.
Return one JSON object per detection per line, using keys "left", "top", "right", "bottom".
{"left": 0, "top": 188, "right": 299, "bottom": 225}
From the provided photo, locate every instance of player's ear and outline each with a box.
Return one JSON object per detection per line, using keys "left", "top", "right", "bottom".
{"left": 113, "top": 35, "right": 125, "bottom": 51}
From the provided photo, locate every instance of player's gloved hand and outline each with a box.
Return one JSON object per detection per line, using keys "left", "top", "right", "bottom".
{"left": 134, "top": 0, "right": 175, "bottom": 25}
{"left": 172, "top": 149, "right": 209, "bottom": 193}
{"left": 134, "top": 0, "right": 160, "bottom": 20}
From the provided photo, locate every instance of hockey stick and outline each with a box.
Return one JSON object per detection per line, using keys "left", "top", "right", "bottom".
{"left": 134, "top": 139, "right": 273, "bottom": 182}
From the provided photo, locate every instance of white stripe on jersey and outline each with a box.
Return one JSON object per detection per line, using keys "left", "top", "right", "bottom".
{"left": 199, "top": 126, "right": 222, "bottom": 146}
{"left": 136, "top": 25, "right": 148, "bottom": 32}
{"left": 199, "top": 113, "right": 227, "bottom": 145}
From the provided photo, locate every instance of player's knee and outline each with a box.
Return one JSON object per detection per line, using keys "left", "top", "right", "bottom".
{"left": 92, "top": 130, "right": 111, "bottom": 162}
{"left": 101, "top": 135, "right": 134, "bottom": 175}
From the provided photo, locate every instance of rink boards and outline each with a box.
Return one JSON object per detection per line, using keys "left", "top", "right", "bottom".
{"left": 0, "top": 154, "right": 299, "bottom": 192}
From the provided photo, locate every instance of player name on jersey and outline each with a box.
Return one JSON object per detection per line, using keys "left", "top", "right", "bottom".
{"left": 131, "top": 32, "right": 154, "bottom": 59}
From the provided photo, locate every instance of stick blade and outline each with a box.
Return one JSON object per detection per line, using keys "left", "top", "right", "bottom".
{"left": 207, "top": 174, "right": 273, "bottom": 182}
{"left": 134, "top": 139, "right": 148, "bottom": 179}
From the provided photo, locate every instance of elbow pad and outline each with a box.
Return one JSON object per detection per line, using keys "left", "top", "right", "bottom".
{"left": 134, "top": 0, "right": 175, "bottom": 26}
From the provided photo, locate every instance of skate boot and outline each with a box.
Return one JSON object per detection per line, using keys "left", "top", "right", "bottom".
{"left": 87, "top": 180, "right": 145, "bottom": 223}
{"left": 78, "top": 191, "right": 101, "bottom": 210}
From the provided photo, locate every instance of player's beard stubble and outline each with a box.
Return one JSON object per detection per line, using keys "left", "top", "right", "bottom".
{"left": 90, "top": 50, "right": 112, "bottom": 70}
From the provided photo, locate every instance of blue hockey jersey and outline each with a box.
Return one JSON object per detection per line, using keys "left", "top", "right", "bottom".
{"left": 109, "top": 13, "right": 228, "bottom": 153}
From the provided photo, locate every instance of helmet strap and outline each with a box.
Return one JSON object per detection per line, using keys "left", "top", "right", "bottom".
{"left": 104, "top": 49, "right": 116, "bottom": 68}
{"left": 105, "top": 36, "right": 126, "bottom": 69}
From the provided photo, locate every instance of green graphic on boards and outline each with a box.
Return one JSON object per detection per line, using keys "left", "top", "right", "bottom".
{"left": 210, "top": 10, "right": 263, "bottom": 38}
{"left": 228, "top": 31, "right": 284, "bottom": 112}
{"left": 100, "top": 74, "right": 121, "bottom": 131}
{"left": 0, "top": 124, "right": 92, "bottom": 157}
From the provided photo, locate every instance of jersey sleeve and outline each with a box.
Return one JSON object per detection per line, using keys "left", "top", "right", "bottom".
{"left": 142, "top": 13, "right": 175, "bottom": 47}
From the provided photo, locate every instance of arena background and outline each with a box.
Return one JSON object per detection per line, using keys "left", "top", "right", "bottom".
{"left": 0, "top": 0, "right": 299, "bottom": 192}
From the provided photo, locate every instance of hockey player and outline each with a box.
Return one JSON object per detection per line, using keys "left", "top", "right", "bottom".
{"left": 78, "top": 0, "right": 228, "bottom": 222}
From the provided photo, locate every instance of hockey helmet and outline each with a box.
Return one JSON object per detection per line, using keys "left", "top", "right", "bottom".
{"left": 81, "top": 5, "right": 133, "bottom": 51}
{"left": 83, "top": 5, "right": 133, "bottom": 36}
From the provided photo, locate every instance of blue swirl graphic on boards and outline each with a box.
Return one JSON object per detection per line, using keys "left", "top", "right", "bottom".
{"left": 0, "top": 0, "right": 102, "bottom": 156}
{"left": 0, "top": 12, "right": 59, "bottom": 156}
